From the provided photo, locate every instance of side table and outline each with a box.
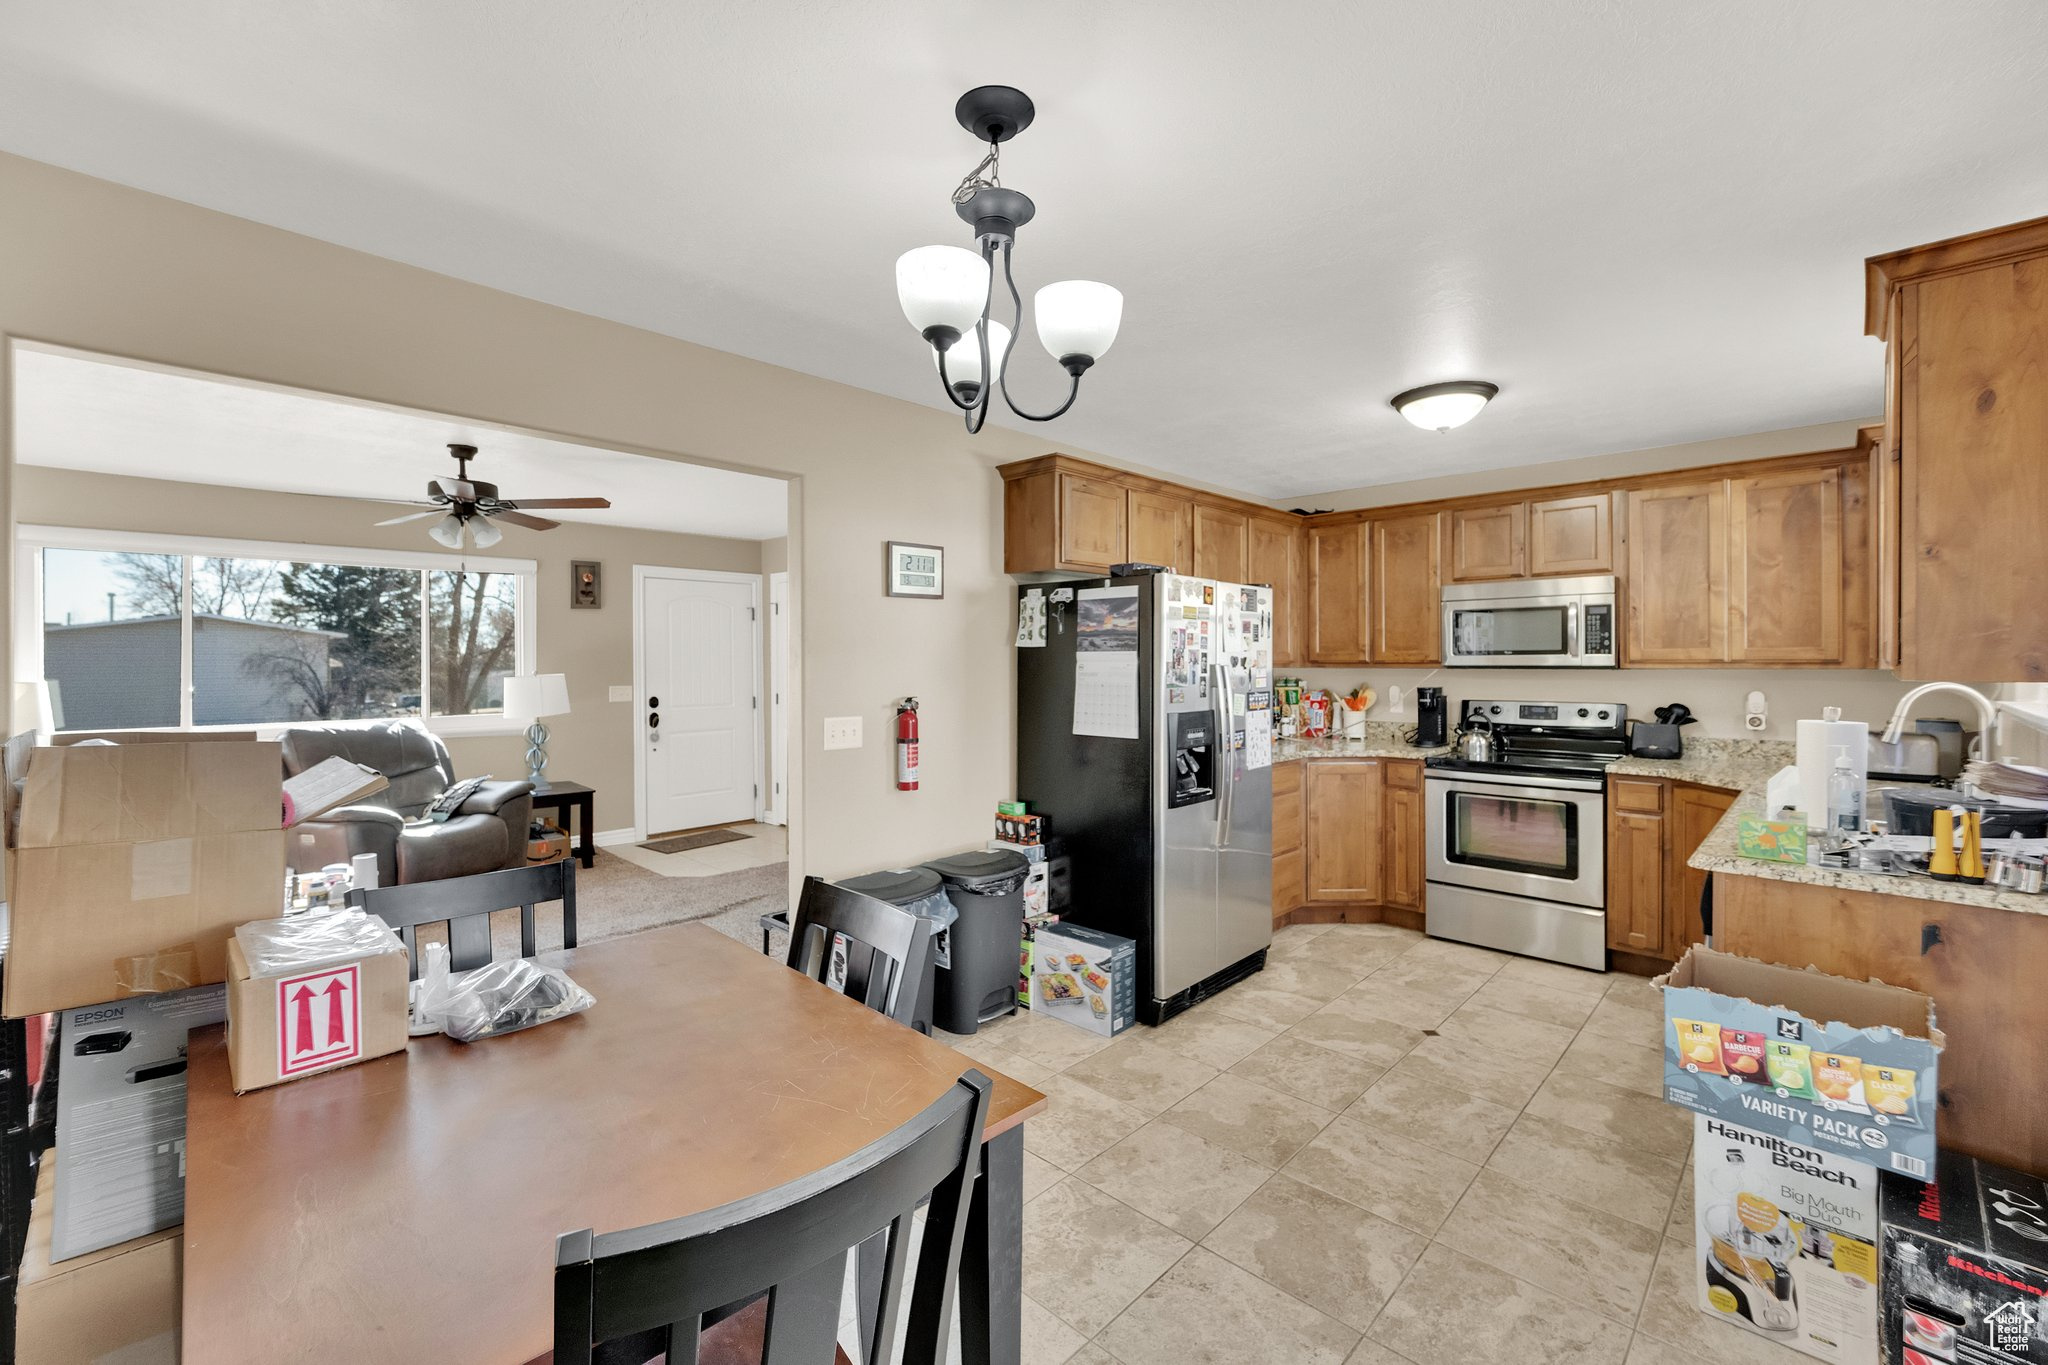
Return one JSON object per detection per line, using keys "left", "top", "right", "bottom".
{"left": 529, "top": 781, "right": 597, "bottom": 869}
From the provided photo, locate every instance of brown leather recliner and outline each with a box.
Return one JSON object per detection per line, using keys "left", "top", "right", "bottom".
{"left": 280, "top": 722, "right": 534, "bottom": 887}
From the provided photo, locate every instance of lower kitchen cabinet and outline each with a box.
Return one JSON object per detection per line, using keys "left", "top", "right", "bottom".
{"left": 1306, "top": 759, "right": 1382, "bottom": 902}
{"left": 1271, "top": 760, "right": 1304, "bottom": 923}
{"left": 1381, "top": 760, "right": 1424, "bottom": 910}
{"left": 1274, "top": 757, "right": 1426, "bottom": 920}
{"left": 1605, "top": 775, "right": 1737, "bottom": 962}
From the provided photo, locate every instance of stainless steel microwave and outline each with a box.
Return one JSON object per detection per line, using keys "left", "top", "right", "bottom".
{"left": 1441, "top": 575, "right": 1618, "bottom": 668}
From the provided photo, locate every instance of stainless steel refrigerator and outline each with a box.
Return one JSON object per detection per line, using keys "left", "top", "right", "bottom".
{"left": 1015, "top": 571, "right": 1274, "bottom": 1024}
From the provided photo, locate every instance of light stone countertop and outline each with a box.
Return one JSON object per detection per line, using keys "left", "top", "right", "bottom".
{"left": 1273, "top": 721, "right": 1449, "bottom": 763}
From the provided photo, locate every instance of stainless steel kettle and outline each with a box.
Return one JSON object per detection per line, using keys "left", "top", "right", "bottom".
{"left": 1453, "top": 714, "right": 1497, "bottom": 762}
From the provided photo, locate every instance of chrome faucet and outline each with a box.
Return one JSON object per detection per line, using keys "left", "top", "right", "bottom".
{"left": 1878, "top": 682, "right": 2002, "bottom": 760}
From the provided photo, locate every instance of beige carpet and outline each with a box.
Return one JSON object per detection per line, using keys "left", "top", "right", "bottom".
{"left": 434, "top": 851, "right": 791, "bottom": 961}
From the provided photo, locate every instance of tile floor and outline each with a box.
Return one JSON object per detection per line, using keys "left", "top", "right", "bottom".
{"left": 602, "top": 820, "right": 788, "bottom": 878}
{"left": 909, "top": 919, "right": 1812, "bottom": 1365}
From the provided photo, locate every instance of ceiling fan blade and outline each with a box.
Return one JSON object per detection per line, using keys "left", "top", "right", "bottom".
{"left": 492, "top": 509, "right": 561, "bottom": 532}
{"left": 375, "top": 510, "right": 445, "bottom": 526}
{"left": 501, "top": 497, "right": 612, "bottom": 510}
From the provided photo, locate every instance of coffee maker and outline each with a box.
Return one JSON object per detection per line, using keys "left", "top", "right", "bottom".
{"left": 1414, "top": 687, "right": 1449, "bottom": 747}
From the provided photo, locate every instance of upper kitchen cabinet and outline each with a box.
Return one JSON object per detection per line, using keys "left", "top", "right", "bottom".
{"left": 1625, "top": 480, "right": 1728, "bottom": 664}
{"left": 1448, "top": 504, "right": 1525, "bottom": 581}
{"left": 1369, "top": 512, "right": 1441, "bottom": 664}
{"left": 1528, "top": 493, "right": 1616, "bottom": 576}
{"left": 1192, "top": 504, "right": 1250, "bottom": 582}
{"left": 1728, "top": 465, "right": 1844, "bottom": 664}
{"left": 1126, "top": 487, "right": 1192, "bottom": 573}
{"left": 1307, "top": 522, "right": 1369, "bottom": 664}
{"left": 1002, "top": 460, "right": 1124, "bottom": 575}
{"left": 1247, "top": 515, "right": 1305, "bottom": 667}
{"left": 1448, "top": 494, "right": 1614, "bottom": 582}
{"left": 1868, "top": 215, "right": 2048, "bottom": 680}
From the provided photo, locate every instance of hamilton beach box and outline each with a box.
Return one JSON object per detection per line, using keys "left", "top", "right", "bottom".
{"left": 1658, "top": 947, "right": 1943, "bottom": 1180}
{"left": 225, "top": 909, "right": 409, "bottom": 1092}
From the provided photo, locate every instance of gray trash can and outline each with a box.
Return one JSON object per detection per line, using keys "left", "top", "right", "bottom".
{"left": 921, "top": 849, "right": 1029, "bottom": 1035}
{"left": 832, "top": 867, "right": 951, "bottom": 1035}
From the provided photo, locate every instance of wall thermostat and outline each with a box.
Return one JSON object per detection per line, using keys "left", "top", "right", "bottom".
{"left": 1744, "top": 690, "right": 1768, "bottom": 732}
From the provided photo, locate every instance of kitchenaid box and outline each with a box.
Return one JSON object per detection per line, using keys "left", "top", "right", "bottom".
{"left": 1694, "top": 1116, "right": 1881, "bottom": 1365}
{"left": 1879, "top": 1149, "right": 2048, "bottom": 1365}
{"left": 52, "top": 984, "right": 226, "bottom": 1261}
{"left": 1659, "top": 947, "right": 1943, "bottom": 1180}
{"left": 1029, "top": 922, "right": 1133, "bottom": 1036}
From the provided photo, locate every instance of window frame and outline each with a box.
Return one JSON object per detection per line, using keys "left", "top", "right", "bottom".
{"left": 16, "top": 525, "right": 538, "bottom": 739}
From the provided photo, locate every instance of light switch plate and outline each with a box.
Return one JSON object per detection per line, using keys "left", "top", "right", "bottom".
{"left": 823, "top": 716, "right": 863, "bottom": 751}
{"left": 609, "top": 685, "right": 633, "bottom": 703}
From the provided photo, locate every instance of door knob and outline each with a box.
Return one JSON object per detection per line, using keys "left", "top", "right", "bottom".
{"left": 648, "top": 712, "right": 660, "bottom": 728}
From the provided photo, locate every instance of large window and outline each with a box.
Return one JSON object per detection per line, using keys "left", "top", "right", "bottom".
{"left": 20, "top": 531, "right": 534, "bottom": 734}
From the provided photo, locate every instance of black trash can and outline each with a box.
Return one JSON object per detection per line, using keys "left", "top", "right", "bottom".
{"left": 921, "top": 849, "right": 1029, "bottom": 1035}
{"left": 833, "top": 867, "right": 949, "bottom": 1035}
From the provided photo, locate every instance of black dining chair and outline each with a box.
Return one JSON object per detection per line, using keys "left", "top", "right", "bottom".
{"left": 553, "top": 1069, "right": 992, "bottom": 1365}
{"left": 784, "top": 877, "right": 933, "bottom": 1030}
{"left": 349, "top": 859, "right": 578, "bottom": 980}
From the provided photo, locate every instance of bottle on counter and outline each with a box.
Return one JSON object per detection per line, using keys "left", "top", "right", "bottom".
{"left": 1826, "top": 744, "right": 1865, "bottom": 841}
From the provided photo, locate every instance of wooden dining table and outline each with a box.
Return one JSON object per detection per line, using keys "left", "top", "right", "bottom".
{"left": 179, "top": 921, "right": 1046, "bottom": 1364}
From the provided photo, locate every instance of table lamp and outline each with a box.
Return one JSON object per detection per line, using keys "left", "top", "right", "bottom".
{"left": 504, "top": 673, "right": 570, "bottom": 790}
{"left": 12, "top": 680, "right": 60, "bottom": 740}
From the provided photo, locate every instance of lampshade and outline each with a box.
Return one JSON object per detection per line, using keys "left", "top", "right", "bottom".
{"left": 1391, "top": 381, "right": 1499, "bottom": 432}
{"left": 469, "top": 517, "right": 504, "bottom": 549}
{"left": 1034, "top": 280, "right": 1123, "bottom": 362}
{"left": 933, "top": 320, "right": 1012, "bottom": 392}
{"left": 896, "top": 246, "right": 990, "bottom": 336}
{"left": 504, "top": 672, "right": 570, "bottom": 719}
{"left": 12, "top": 680, "right": 58, "bottom": 737}
{"left": 429, "top": 514, "right": 466, "bottom": 548}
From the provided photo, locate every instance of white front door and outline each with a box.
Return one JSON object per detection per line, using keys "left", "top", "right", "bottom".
{"left": 639, "top": 571, "right": 759, "bottom": 834}
{"left": 766, "top": 571, "right": 790, "bottom": 826}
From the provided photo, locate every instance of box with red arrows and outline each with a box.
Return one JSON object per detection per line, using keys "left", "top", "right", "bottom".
{"left": 224, "top": 909, "right": 409, "bottom": 1093}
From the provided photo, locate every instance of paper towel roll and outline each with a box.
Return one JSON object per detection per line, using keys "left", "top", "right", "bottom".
{"left": 1796, "top": 714, "right": 1867, "bottom": 830}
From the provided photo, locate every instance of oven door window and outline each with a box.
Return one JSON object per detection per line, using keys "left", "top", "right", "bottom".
{"left": 1446, "top": 791, "right": 1579, "bottom": 880}
{"left": 1450, "top": 605, "right": 1570, "bottom": 657}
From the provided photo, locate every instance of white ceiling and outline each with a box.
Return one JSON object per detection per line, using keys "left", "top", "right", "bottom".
{"left": 11, "top": 347, "right": 790, "bottom": 540}
{"left": 2, "top": 4, "right": 2046, "bottom": 499}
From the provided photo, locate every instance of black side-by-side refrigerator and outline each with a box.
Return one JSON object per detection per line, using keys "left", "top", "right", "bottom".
{"left": 1016, "top": 571, "right": 1273, "bottom": 1025}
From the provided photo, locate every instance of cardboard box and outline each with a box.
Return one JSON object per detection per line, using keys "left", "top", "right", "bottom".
{"left": 5, "top": 739, "right": 286, "bottom": 1018}
{"left": 528, "top": 824, "right": 570, "bottom": 863}
{"left": 225, "top": 910, "right": 409, "bottom": 1092}
{"left": 1030, "top": 922, "right": 1134, "bottom": 1036}
{"left": 1693, "top": 1116, "right": 1880, "bottom": 1365}
{"left": 1879, "top": 1150, "right": 2048, "bottom": 1365}
{"left": 1019, "top": 912, "right": 1060, "bottom": 1006}
{"left": 995, "top": 812, "right": 1043, "bottom": 846}
{"left": 53, "top": 984, "right": 225, "bottom": 1262}
{"left": 16, "top": 1155, "right": 181, "bottom": 1365}
{"left": 1658, "top": 947, "right": 1943, "bottom": 1179}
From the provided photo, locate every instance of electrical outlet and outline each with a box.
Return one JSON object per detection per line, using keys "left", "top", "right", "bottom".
{"left": 608, "top": 685, "right": 633, "bottom": 703}
{"left": 823, "top": 716, "right": 863, "bottom": 751}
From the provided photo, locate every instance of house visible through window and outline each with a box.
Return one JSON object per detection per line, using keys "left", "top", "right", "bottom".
{"left": 27, "top": 535, "right": 532, "bottom": 734}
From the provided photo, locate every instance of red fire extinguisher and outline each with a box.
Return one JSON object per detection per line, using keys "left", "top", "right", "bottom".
{"left": 896, "top": 698, "right": 920, "bottom": 791}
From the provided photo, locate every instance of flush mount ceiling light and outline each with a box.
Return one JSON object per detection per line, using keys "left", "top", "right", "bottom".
{"left": 895, "top": 86, "right": 1124, "bottom": 434}
{"left": 1390, "top": 381, "right": 1500, "bottom": 433}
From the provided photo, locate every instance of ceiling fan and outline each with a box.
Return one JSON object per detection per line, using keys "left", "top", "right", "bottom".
{"left": 373, "top": 443, "right": 611, "bottom": 548}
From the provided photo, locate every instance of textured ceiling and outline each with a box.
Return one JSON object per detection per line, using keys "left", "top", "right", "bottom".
{"left": 2, "top": 2, "right": 2045, "bottom": 498}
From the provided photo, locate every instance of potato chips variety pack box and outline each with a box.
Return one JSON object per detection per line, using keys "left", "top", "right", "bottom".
{"left": 1657, "top": 947, "right": 1943, "bottom": 1181}
{"left": 1028, "top": 922, "right": 1132, "bottom": 1037}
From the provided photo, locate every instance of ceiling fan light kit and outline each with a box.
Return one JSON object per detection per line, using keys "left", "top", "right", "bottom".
{"left": 1390, "top": 380, "right": 1500, "bottom": 432}
{"left": 373, "top": 443, "right": 612, "bottom": 547}
{"left": 895, "top": 85, "right": 1124, "bottom": 433}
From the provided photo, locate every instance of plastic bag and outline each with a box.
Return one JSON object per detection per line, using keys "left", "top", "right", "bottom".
{"left": 235, "top": 908, "right": 406, "bottom": 979}
{"left": 434, "top": 958, "right": 594, "bottom": 1043}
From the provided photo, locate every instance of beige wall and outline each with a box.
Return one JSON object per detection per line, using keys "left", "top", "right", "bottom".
{"left": 14, "top": 465, "right": 765, "bottom": 833}
{"left": 1281, "top": 420, "right": 1871, "bottom": 513}
{"left": 0, "top": 151, "right": 1115, "bottom": 885}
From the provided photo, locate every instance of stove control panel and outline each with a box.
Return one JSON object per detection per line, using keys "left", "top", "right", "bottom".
{"left": 1462, "top": 700, "right": 1626, "bottom": 732}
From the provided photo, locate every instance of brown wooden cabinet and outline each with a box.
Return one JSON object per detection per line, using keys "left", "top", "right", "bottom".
{"left": 1625, "top": 481, "right": 1728, "bottom": 664}
{"left": 1272, "top": 759, "right": 1304, "bottom": 921}
{"left": 1306, "top": 523, "right": 1369, "bottom": 665}
{"left": 1002, "top": 466, "right": 1126, "bottom": 575}
{"left": 1126, "top": 488, "right": 1192, "bottom": 572}
{"left": 1057, "top": 472, "right": 1125, "bottom": 571}
{"left": 1448, "top": 504, "right": 1526, "bottom": 581}
{"left": 1305, "top": 759, "right": 1382, "bottom": 903}
{"left": 1729, "top": 465, "right": 1844, "bottom": 663}
{"left": 1247, "top": 516, "right": 1304, "bottom": 668}
{"left": 1666, "top": 784, "right": 1735, "bottom": 955}
{"left": 1369, "top": 513, "right": 1441, "bottom": 665}
{"left": 1381, "top": 760, "right": 1424, "bottom": 911}
{"left": 1606, "top": 778, "right": 1667, "bottom": 956}
{"left": 1192, "top": 505, "right": 1249, "bottom": 583}
{"left": 1868, "top": 215, "right": 2048, "bottom": 681}
{"left": 1528, "top": 493, "right": 1615, "bottom": 576}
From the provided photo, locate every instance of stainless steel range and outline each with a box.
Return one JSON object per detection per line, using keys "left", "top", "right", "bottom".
{"left": 1423, "top": 698, "right": 1627, "bottom": 970}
